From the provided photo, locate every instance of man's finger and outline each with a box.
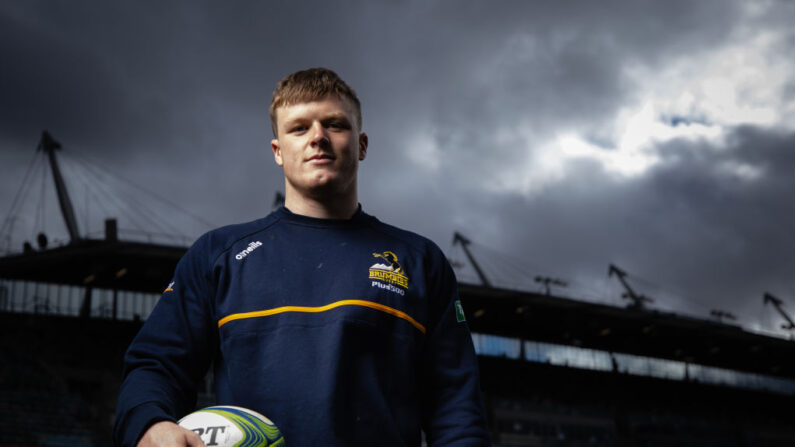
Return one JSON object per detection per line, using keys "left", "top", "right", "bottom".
{"left": 184, "top": 428, "right": 206, "bottom": 447}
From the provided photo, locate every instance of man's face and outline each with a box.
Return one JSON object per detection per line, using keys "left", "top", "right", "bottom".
{"left": 271, "top": 96, "right": 367, "bottom": 200}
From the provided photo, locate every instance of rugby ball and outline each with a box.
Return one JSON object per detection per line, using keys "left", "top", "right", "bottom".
{"left": 178, "top": 405, "right": 285, "bottom": 447}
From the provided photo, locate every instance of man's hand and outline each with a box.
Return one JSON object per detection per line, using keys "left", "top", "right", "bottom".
{"left": 137, "top": 420, "right": 205, "bottom": 447}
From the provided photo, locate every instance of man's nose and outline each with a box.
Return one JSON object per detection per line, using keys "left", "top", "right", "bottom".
{"left": 309, "top": 122, "right": 329, "bottom": 147}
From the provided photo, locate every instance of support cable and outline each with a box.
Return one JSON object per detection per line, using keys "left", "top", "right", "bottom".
{"left": 67, "top": 155, "right": 175, "bottom": 234}
{"left": 1, "top": 151, "right": 43, "bottom": 250}
{"left": 111, "top": 177, "right": 184, "bottom": 236}
{"left": 64, "top": 157, "right": 156, "bottom": 235}
{"left": 61, "top": 154, "right": 163, "bottom": 235}
{"left": 57, "top": 157, "right": 115, "bottom": 234}
{"left": 452, "top": 232, "right": 492, "bottom": 288}
{"left": 617, "top": 268, "right": 714, "bottom": 315}
{"left": 473, "top": 246, "right": 531, "bottom": 289}
{"left": 33, "top": 156, "right": 45, "bottom": 239}
{"left": 67, "top": 149, "right": 215, "bottom": 228}
{"left": 34, "top": 156, "right": 50, "bottom": 240}
{"left": 447, "top": 242, "right": 479, "bottom": 284}
{"left": 464, "top": 240, "right": 581, "bottom": 298}
{"left": 63, "top": 152, "right": 196, "bottom": 238}
{"left": 64, "top": 155, "right": 197, "bottom": 244}
{"left": 763, "top": 293, "right": 795, "bottom": 332}
{"left": 464, "top": 241, "right": 524, "bottom": 289}
{"left": 59, "top": 159, "right": 120, "bottom": 236}
{"left": 474, "top": 241, "right": 548, "bottom": 282}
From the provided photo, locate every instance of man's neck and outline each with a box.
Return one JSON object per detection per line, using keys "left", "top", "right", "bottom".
{"left": 283, "top": 192, "right": 359, "bottom": 220}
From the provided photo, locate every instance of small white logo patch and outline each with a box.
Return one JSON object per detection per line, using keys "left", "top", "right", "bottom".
{"left": 163, "top": 281, "right": 175, "bottom": 293}
{"left": 235, "top": 241, "right": 263, "bottom": 260}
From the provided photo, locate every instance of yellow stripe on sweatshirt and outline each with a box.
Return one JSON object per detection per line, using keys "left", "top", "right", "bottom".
{"left": 217, "top": 299, "right": 425, "bottom": 334}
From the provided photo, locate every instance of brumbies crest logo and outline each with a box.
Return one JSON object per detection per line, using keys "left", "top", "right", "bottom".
{"left": 369, "top": 251, "right": 409, "bottom": 295}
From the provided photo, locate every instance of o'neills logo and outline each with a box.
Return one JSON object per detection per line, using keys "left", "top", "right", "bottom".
{"left": 235, "top": 241, "right": 263, "bottom": 260}
{"left": 369, "top": 251, "right": 409, "bottom": 290}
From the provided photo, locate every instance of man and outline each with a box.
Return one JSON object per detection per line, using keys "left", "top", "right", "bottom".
{"left": 114, "top": 68, "right": 490, "bottom": 446}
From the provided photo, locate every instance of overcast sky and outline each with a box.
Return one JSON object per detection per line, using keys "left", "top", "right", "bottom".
{"left": 2, "top": 1, "right": 794, "bottom": 335}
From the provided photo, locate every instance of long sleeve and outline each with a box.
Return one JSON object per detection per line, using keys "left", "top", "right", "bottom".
{"left": 420, "top": 255, "right": 491, "bottom": 446}
{"left": 113, "top": 235, "right": 218, "bottom": 447}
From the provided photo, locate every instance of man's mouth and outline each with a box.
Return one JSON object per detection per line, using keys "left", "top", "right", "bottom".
{"left": 308, "top": 154, "right": 335, "bottom": 162}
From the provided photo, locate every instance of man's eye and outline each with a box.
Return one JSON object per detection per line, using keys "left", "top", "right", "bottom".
{"left": 291, "top": 126, "right": 308, "bottom": 132}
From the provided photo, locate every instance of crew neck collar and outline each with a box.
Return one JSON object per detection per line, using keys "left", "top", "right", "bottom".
{"left": 276, "top": 204, "right": 370, "bottom": 227}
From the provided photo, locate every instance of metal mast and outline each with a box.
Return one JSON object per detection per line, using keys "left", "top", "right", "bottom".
{"left": 535, "top": 276, "right": 568, "bottom": 296}
{"left": 37, "top": 131, "right": 81, "bottom": 243}
{"left": 710, "top": 310, "right": 737, "bottom": 324}
{"left": 608, "top": 264, "right": 653, "bottom": 310}
{"left": 763, "top": 292, "right": 795, "bottom": 331}
{"left": 453, "top": 232, "right": 492, "bottom": 288}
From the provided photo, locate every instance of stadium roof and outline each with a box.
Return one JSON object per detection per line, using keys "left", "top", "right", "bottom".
{"left": 0, "top": 239, "right": 184, "bottom": 294}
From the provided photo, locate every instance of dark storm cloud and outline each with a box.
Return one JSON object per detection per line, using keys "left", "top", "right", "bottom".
{"left": 357, "top": 0, "right": 761, "bottom": 231}
{"left": 440, "top": 125, "right": 795, "bottom": 325}
{"left": 1, "top": 3, "right": 199, "bottom": 150}
{"left": 631, "top": 127, "right": 795, "bottom": 319}
{"left": 2, "top": 1, "right": 794, "bottom": 333}
{"left": 383, "top": 0, "right": 747, "bottom": 181}
{"left": 1, "top": 2, "right": 288, "bottom": 229}
{"left": 352, "top": 2, "right": 795, "bottom": 332}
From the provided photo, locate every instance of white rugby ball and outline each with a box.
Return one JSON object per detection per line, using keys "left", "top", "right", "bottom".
{"left": 178, "top": 405, "right": 285, "bottom": 447}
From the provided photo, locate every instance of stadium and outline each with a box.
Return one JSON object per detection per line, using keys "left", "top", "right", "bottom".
{"left": 2, "top": 133, "right": 795, "bottom": 446}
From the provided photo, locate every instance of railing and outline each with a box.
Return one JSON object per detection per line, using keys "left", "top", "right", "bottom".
{"left": 472, "top": 332, "right": 795, "bottom": 396}
{"left": 0, "top": 278, "right": 159, "bottom": 321}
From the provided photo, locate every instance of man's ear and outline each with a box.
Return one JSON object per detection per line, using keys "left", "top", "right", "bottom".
{"left": 271, "top": 139, "right": 284, "bottom": 166}
{"left": 358, "top": 132, "right": 368, "bottom": 161}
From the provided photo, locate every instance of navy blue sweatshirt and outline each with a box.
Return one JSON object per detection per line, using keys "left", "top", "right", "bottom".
{"left": 114, "top": 206, "right": 490, "bottom": 446}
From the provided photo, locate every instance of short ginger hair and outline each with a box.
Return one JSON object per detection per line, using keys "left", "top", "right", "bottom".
{"left": 269, "top": 67, "right": 362, "bottom": 137}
